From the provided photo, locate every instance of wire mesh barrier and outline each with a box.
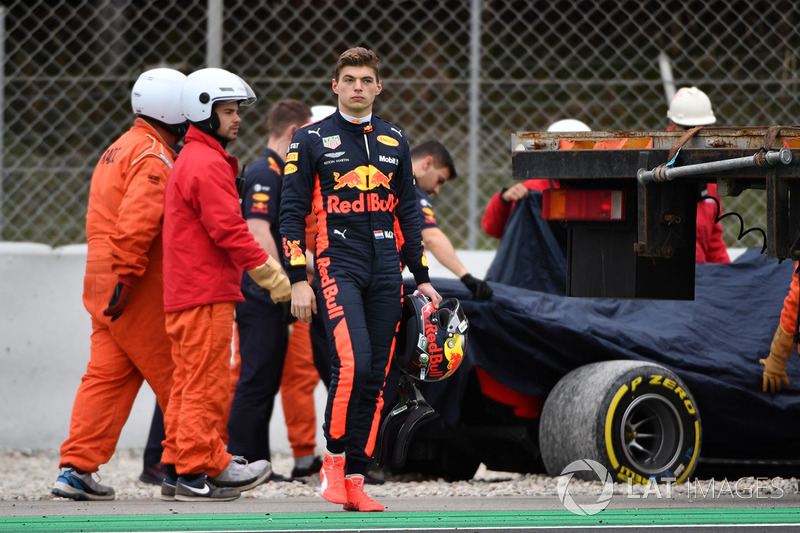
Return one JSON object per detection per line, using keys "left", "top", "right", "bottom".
{"left": 2, "top": 0, "right": 799, "bottom": 249}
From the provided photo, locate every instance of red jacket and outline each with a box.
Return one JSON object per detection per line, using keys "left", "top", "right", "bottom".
{"left": 481, "top": 179, "right": 556, "bottom": 239}
{"left": 695, "top": 184, "right": 730, "bottom": 264}
{"left": 695, "top": 198, "right": 730, "bottom": 264}
{"left": 163, "top": 125, "right": 267, "bottom": 312}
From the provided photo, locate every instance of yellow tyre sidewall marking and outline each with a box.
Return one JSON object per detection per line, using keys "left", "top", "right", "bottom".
{"left": 604, "top": 380, "right": 700, "bottom": 485}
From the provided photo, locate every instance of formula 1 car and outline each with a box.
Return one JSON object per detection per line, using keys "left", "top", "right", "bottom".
{"left": 380, "top": 239, "right": 799, "bottom": 483}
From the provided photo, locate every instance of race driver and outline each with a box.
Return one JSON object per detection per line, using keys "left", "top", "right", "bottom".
{"left": 280, "top": 46, "right": 441, "bottom": 512}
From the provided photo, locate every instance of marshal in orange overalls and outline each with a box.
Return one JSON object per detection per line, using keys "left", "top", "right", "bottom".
{"left": 60, "top": 118, "right": 179, "bottom": 473}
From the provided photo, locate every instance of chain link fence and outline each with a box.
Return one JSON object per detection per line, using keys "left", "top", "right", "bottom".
{"left": 2, "top": 0, "right": 799, "bottom": 250}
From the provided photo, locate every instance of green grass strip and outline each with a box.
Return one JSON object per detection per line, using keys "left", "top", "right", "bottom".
{"left": 1, "top": 509, "right": 800, "bottom": 532}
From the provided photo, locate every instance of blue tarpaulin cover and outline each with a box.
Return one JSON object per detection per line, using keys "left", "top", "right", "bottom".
{"left": 403, "top": 195, "right": 800, "bottom": 461}
{"left": 485, "top": 192, "right": 567, "bottom": 295}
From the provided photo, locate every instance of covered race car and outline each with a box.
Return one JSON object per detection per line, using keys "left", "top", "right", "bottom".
{"left": 380, "top": 196, "right": 800, "bottom": 482}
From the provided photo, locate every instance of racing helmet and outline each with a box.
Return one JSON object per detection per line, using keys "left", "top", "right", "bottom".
{"left": 667, "top": 86, "right": 716, "bottom": 127}
{"left": 310, "top": 104, "right": 336, "bottom": 123}
{"left": 181, "top": 68, "right": 256, "bottom": 131}
{"left": 396, "top": 291, "right": 468, "bottom": 382}
{"left": 131, "top": 68, "right": 189, "bottom": 137}
{"left": 547, "top": 118, "right": 591, "bottom": 132}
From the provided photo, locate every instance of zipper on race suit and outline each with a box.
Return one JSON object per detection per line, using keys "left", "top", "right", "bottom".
{"left": 363, "top": 127, "right": 371, "bottom": 188}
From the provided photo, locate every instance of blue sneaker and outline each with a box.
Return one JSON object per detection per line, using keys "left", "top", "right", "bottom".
{"left": 160, "top": 474, "right": 177, "bottom": 501}
{"left": 174, "top": 474, "right": 239, "bottom": 502}
{"left": 52, "top": 467, "right": 115, "bottom": 501}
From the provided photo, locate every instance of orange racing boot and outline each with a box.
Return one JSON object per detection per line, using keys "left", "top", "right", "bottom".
{"left": 320, "top": 451, "right": 347, "bottom": 504}
{"left": 343, "top": 474, "right": 384, "bottom": 512}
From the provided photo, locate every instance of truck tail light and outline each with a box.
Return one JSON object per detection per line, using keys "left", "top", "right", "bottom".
{"left": 542, "top": 189, "right": 625, "bottom": 221}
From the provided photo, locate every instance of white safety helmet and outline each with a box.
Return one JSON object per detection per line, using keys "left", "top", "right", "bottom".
{"left": 667, "top": 86, "right": 716, "bottom": 127}
{"left": 310, "top": 104, "right": 336, "bottom": 123}
{"left": 547, "top": 119, "right": 591, "bottom": 132}
{"left": 181, "top": 67, "right": 256, "bottom": 123}
{"left": 131, "top": 68, "right": 187, "bottom": 126}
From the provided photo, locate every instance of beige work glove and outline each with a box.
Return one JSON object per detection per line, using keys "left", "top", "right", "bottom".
{"left": 247, "top": 256, "right": 291, "bottom": 303}
{"left": 759, "top": 324, "right": 795, "bottom": 393}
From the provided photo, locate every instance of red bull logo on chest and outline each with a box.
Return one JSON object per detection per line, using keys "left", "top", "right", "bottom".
{"left": 333, "top": 166, "right": 393, "bottom": 191}
{"left": 327, "top": 192, "right": 398, "bottom": 214}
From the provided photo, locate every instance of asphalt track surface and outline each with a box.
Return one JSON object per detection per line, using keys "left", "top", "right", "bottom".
{"left": 3, "top": 495, "right": 800, "bottom": 532}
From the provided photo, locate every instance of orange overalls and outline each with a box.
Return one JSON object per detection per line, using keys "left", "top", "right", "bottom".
{"left": 780, "top": 266, "right": 800, "bottom": 335}
{"left": 60, "top": 119, "right": 178, "bottom": 472}
{"left": 162, "top": 125, "right": 268, "bottom": 476}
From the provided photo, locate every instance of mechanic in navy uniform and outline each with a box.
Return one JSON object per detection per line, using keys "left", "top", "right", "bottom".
{"left": 226, "top": 99, "right": 312, "bottom": 469}
{"left": 280, "top": 46, "right": 441, "bottom": 512}
{"left": 409, "top": 140, "right": 492, "bottom": 299}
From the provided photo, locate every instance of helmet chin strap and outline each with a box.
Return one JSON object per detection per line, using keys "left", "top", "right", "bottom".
{"left": 191, "top": 111, "right": 229, "bottom": 147}
{"left": 165, "top": 121, "right": 190, "bottom": 139}
{"left": 140, "top": 116, "right": 190, "bottom": 141}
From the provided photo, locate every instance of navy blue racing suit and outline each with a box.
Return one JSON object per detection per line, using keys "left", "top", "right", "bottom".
{"left": 280, "top": 110, "right": 430, "bottom": 475}
{"left": 227, "top": 148, "right": 289, "bottom": 462}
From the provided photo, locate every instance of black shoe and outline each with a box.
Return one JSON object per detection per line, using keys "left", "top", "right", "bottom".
{"left": 174, "top": 474, "right": 240, "bottom": 502}
{"left": 139, "top": 463, "right": 167, "bottom": 486}
{"left": 290, "top": 455, "right": 323, "bottom": 480}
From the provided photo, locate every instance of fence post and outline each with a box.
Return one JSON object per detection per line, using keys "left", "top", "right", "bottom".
{"left": 207, "top": 0, "right": 223, "bottom": 67}
{"left": 658, "top": 52, "right": 675, "bottom": 106}
{"left": 467, "top": 0, "right": 481, "bottom": 249}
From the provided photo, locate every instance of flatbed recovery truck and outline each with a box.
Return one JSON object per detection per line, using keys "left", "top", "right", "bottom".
{"left": 511, "top": 127, "right": 800, "bottom": 299}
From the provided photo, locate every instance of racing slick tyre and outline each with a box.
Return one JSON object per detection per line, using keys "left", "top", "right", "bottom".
{"left": 539, "top": 360, "right": 701, "bottom": 485}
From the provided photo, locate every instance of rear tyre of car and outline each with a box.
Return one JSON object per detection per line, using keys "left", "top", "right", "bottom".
{"left": 539, "top": 360, "right": 701, "bottom": 484}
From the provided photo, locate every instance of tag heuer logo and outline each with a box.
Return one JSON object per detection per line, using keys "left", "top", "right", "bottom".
{"left": 322, "top": 135, "right": 341, "bottom": 149}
